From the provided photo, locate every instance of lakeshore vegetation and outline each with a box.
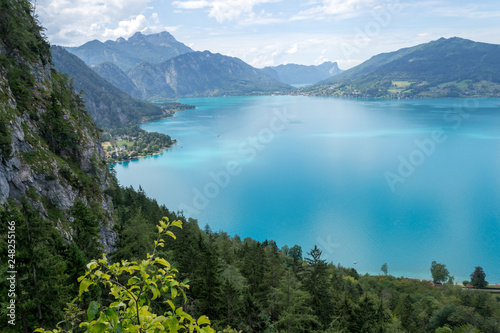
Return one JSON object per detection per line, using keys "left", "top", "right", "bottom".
{"left": 101, "top": 126, "right": 175, "bottom": 164}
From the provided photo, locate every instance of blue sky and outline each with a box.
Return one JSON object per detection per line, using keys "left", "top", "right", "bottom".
{"left": 34, "top": 0, "right": 500, "bottom": 69}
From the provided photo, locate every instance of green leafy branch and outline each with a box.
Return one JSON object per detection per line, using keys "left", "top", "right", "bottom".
{"left": 36, "top": 217, "right": 236, "bottom": 333}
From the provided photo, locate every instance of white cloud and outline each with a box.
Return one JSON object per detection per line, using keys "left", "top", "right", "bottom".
{"left": 433, "top": 5, "right": 500, "bottom": 19}
{"left": 314, "top": 49, "right": 330, "bottom": 65}
{"left": 286, "top": 39, "right": 323, "bottom": 55}
{"left": 151, "top": 12, "right": 160, "bottom": 24}
{"left": 172, "top": 0, "right": 210, "bottom": 9}
{"left": 240, "top": 10, "right": 285, "bottom": 25}
{"left": 291, "top": 0, "right": 376, "bottom": 21}
{"left": 241, "top": 43, "right": 286, "bottom": 67}
{"left": 225, "top": 37, "right": 341, "bottom": 67}
{"left": 165, "top": 25, "right": 182, "bottom": 32}
{"left": 172, "top": 0, "right": 281, "bottom": 23}
{"left": 336, "top": 58, "right": 363, "bottom": 69}
{"left": 103, "top": 14, "right": 149, "bottom": 39}
{"left": 34, "top": 0, "right": 164, "bottom": 45}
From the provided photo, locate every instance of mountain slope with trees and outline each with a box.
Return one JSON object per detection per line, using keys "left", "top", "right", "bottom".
{"left": 304, "top": 37, "right": 500, "bottom": 98}
{"left": 51, "top": 45, "right": 192, "bottom": 129}
{"left": 0, "top": 1, "right": 117, "bottom": 329}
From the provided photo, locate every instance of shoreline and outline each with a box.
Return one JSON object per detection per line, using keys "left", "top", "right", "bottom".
{"left": 108, "top": 140, "right": 178, "bottom": 166}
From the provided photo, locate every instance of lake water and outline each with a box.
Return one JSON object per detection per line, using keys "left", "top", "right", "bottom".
{"left": 113, "top": 96, "right": 500, "bottom": 283}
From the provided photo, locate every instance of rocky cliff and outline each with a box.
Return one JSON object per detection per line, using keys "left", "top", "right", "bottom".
{"left": 0, "top": 0, "right": 115, "bottom": 251}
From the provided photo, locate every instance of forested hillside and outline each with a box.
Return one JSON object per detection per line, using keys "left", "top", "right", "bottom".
{"left": 101, "top": 187, "right": 500, "bottom": 333}
{"left": 51, "top": 45, "right": 175, "bottom": 129}
{"left": 305, "top": 37, "right": 500, "bottom": 98}
{"left": 22, "top": 184, "right": 500, "bottom": 333}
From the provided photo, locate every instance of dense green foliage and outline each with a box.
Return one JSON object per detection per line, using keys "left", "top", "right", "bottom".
{"left": 103, "top": 126, "right": 174, "bottom": 164}
{"left": 104, "top": 186, "right": 500, "bottom": 332}
{"left": 304, "top": 37, "right": 500, "bottom": 98}
{"left": 35, "top": 219, "right": 237, "bottom": 333}
{"left": 0, "top": 0, "right": 50, "bottom": 64}
{"left": 0, "top": 112, "right": 12, "bottom": 158}
{"left": 4, "top": 182, "right": 500, "bottom": 332}
{"left": 1, "top": 200, "right": 75, "bottom": 331}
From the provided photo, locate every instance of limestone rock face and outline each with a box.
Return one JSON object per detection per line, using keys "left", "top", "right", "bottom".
{"left": 0, "top": 17, "right": 116, "bottom": 252}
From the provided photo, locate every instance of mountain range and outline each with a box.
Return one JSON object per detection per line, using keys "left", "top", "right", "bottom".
{"left": 65, "top": 33, "right": 500, "bottom": 101}
{"left": 66, "top": 32, "right": 293, "bottom": 101}
{"left": 66, "top": 31, "right": 193, "bottom": 71}
{"left": 262, "top": 61, "right": 343, "bottom": 85}
{"left": 305, "top": 37, "right": 500, "bottom": 98}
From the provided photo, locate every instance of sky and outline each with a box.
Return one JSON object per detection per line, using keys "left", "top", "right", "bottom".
{"left": 33, "top": 0, "right": 500, "bottom": 69}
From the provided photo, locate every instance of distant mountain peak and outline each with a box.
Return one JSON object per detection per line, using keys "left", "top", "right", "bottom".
{"left": 66, "top": 30, "right": 194, "bottom": 71}
{"left": 143, "top": 31, "right": 179, "bottom": 46}
{"left": 127, "top": 31, "right": 146, "bottom": 43}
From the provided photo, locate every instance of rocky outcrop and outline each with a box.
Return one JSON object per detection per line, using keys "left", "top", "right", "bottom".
{"left": 0, "top": 8, "right": 116, "bottom": 252}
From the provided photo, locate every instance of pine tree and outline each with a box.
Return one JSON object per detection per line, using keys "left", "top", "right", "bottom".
{"left": 394, "top": 293, "right": 415, "bottom": 330}
{"left": 269, "top": 269, "right": 319, "bottom": 333}
{"left": 69, "top": 199, "right": 102, "bottom": 260}
{"left": 304, "top": 245, "right": 333, "bottom": 329}
{"left": 221, "top": 277, "right": 242, "bottom": 329}
{"left": 0, "top": 201, "right": 71, "bottom": 331}
{"left": 112, "top": 208, "right": 156, "bottom": 261}
{"left": 192, "top": 234, "right": 224, "bottom": 321}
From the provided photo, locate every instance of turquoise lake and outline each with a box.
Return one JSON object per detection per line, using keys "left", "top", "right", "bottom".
{"left": 113, "top": 96, "right": 500, "bottom": 283}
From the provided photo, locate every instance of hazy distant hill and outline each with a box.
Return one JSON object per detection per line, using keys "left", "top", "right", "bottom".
{"left": 262, "top": 61, "right": 343, "bottom": 85}
{"left": 66, "top": 31, "right": 193, "bottom": 71}
{"left": 51, "top": 46, "right": 187, "bottom": 128}
{"left": 305, "top": 37, "right": 500, "bottom": 98}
